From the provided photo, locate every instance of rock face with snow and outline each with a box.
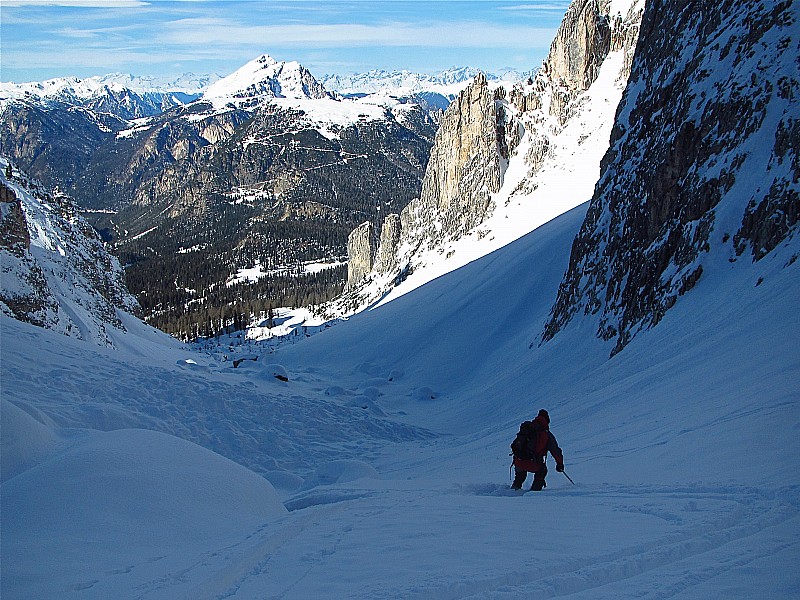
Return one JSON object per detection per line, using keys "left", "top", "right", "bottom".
{"left": 341, "top": 71, "right": 505, "bottom": 289}
{"left": 544, "top": 0, "right": 611, "bottom": 122}
{"left": 400, "top": 73, "right": 510, "bottom": 246}
{"left": 539, "top": 0, "right": 644, "bottom": 122}
{"left": 343, "top": 71, "right": 519, "bottom": 291}
{"left": 341, "top": 0, "right": 643, "bottom": 297}
{"left": 0, "top": 160, "right": 140, "bottom": 345}
{"left": 542, "top": 0, "right": 800, "bottom": 355}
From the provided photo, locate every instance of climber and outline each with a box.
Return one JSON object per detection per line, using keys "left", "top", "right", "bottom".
{"left": 510, "top": 409, "right": 564, "bottom": 491}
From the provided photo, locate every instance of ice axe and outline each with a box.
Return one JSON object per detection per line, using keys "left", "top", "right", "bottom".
{"left": 561, "top": 469, "right": 575, "bottom": 485}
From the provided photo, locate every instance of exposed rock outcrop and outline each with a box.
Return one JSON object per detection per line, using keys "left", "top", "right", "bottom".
{"left": 0, "top": 179, "right": 55, "bottom": 325}
{"left": 375, "top": 214, "right": 402, "bottom": 275}
{"left": 1, "top": 161, "right": 141, "bottom": 345}
{"left": 543, "top": 0, "right": 611, "bottom": 123}
{"left": 0, "top": 181, "right": 30, "bottom": 253}
{"left": 344, "top": 72, "right": 516, "bottom": 289}
{"left": 342, "top": 0, "right": 643, "bottom": 298}
{"left": 346, "top": 221, "right": 377, "bottom": 288}
{"left": 542, "top": 0, "right": 800, "bottom": 356}
{"left": 404, "top": 72, "right": 507, "bottom": 241}
{"left": 347, "top": 214, "right": 405, "bottom": 289}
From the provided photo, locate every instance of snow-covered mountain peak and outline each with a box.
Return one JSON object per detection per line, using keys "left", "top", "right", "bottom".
{"left": 0, "top": 76, "right": 100, "bottom": 103}
{"left": 91, "top": 71, "right": 220, "bottom": 94}
{"left": 202, "top": 53, "right": 329, "bottom": 106}
{"left": 1, "top": 71, "right": 217, "bottom": 100}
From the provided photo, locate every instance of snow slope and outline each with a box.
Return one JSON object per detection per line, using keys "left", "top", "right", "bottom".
{"left": 2, "top": 191, "right": 798, "bottom": 598}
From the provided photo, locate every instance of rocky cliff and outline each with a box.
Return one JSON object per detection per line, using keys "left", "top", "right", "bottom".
{"left": 398, "top": 72, "right": 511, "bottom": 251}
{"left": 542, "top": 0, "right": 800, "bottom": 355}
{"left": 341, "top": 0, "right": 644, "bottom": 304}
{"left": 543, "top": 0, "right": 610, "bottom": 122}
{"left": 341, "top": 71, "right": 510, "bottom": 297}
{"left": 346, "top": 221, "right": 377, "bottom": 287}
{"left": 346, "top": 214, "right": 404, "bottom": 292}
{"left": 0, "top": 160, "right": 140, "bottom": 346}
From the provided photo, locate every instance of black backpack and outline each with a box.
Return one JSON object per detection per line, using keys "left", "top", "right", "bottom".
{"left": 510, "top": 420, "right": 542, "bottom": 459}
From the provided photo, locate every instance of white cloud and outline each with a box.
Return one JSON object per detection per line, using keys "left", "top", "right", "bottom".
{"left": 2, "top": 1, "right": 148, "bottom": 6}
{"left": 161, "top": 18, "right": 555, "bottom": 50}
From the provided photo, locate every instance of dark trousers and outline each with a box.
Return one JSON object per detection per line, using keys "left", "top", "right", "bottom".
{"left": 512, "top": 463, "right": 548, "bottom": 490}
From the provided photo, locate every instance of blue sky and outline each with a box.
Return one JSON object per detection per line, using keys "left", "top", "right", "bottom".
{"left": 1, "top": 1, "right": 570, "bottom": 83}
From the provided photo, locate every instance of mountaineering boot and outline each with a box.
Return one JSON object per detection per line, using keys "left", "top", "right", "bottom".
{"left": 530, "top": 479, "right": 546, "bottom": 491}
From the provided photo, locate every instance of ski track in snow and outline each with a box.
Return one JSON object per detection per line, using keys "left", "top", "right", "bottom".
{"left": 110, "top": 483, "right": 798, "bottom": 600}
{"left": 456, "top": 486, "right": 799, "bottom": 600}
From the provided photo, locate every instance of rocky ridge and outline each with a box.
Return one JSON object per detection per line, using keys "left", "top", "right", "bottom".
{"left": 0, "top": 159, "right": 140, "bottom": 345}
{"left": 542, "top": 0, "right": 800, "bottom": 355}
{"left": 0, "top": 76, "right": 201, "bottom": 121}
{"left": 341, "top": 0, "right": 644, "bottom": 308}
{"left": 344, "top": 72, "right": 507, "bottom": 293}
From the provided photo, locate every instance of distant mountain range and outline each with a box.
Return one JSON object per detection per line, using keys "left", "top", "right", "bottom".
{"left": 2, "top": 55, "right": 475, "bottom": 337}
{"left": 319, "top": 66, "right": 536, "bottom": 96}
{"left": 0, "top": 73, "right": 218, "bottom": 120}
{"left": 1, "top": 63, "right": 536, "bottom": 119}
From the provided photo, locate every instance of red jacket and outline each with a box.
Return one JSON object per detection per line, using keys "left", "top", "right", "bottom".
{"left": 513, "top": 415, "right": 564, "bottom": 472}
